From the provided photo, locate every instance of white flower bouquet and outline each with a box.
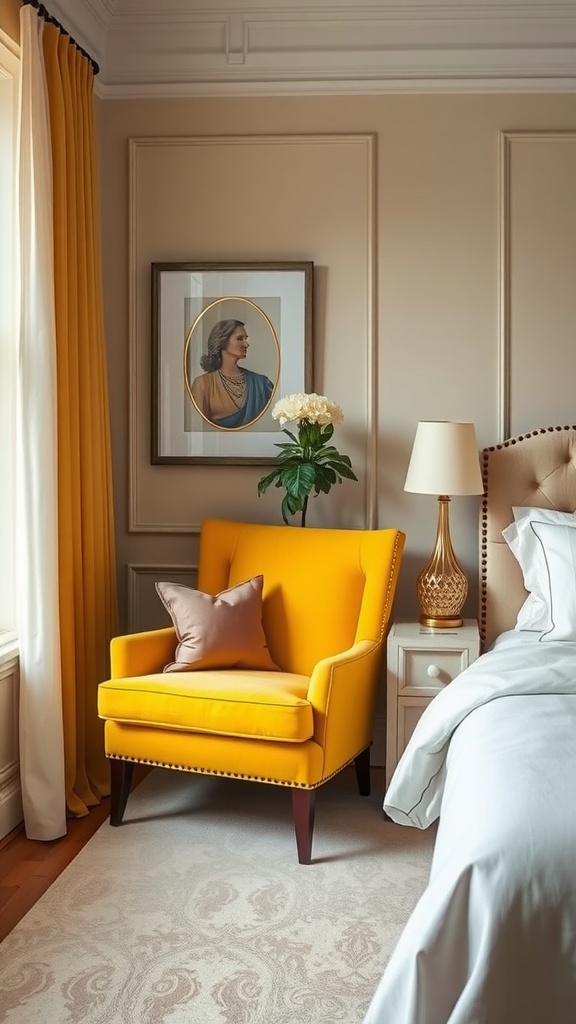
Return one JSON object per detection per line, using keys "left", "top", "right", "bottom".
{"left": 257, "top": 393, "right": 357, "bottom": 526}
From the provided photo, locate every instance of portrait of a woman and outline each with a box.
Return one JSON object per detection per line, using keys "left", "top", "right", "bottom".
{"left": 190, "top": 318, "right": 275, "bottom": 428}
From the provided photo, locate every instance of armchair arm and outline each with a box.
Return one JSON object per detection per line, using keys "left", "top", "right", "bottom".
{"left": 307, "top": 639, "right": 384, "bottom": 778}
{"left": 110, "top": 627, "right": 176, "bottom": 678}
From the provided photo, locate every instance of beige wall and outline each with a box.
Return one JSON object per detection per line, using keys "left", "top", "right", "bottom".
{"left": 99, "top": 93, "right": 576, "bottom": 636}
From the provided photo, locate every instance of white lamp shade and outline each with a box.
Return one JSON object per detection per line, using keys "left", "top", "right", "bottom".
{"left": 404, "top": 421, "right": 483, "bottom": 496}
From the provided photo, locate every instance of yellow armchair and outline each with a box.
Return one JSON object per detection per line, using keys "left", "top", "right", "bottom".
{"left": 98, "top": 519, "right": 404, "bottom": 863}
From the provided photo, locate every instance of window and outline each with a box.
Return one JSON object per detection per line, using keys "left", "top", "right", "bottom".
{"left": 0, "top": 35, "right": 19, "bottom": 641}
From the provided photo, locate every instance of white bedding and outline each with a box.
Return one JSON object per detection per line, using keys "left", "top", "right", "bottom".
{"left": 364, "top": 632, "right": 576, "bottom": 1024}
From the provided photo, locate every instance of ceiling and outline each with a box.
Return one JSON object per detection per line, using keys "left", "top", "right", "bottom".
{"left": 47, "top": 0, "right": 576, "bottom": 97}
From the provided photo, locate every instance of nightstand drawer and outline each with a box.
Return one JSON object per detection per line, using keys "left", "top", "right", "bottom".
{"left": 397, "top": 698, "right": 431, "bottom": 761}
{"left": 399, "top": 647, "right": 470, "bottom": 693}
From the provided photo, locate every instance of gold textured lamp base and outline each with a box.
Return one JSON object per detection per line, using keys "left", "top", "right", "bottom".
{"left": 417, "top": 495, "right": 468, "bottom": 629}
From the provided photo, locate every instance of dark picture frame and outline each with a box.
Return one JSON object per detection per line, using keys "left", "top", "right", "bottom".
{"left": 151, "top": 261, "right": 314, "bottom": 464}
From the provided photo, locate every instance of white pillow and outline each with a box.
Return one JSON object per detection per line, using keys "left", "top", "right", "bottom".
{"left": 505, "top": 507, "right": 576, "bottom": 631}
{"left": 502, "top": 507, "right": 576, "bottom": 637}
{"left": 530, "top": 520, "right": 576, "bottom": 641}
{"left": 502, "top": 517, "right": 546, "bottom": 630}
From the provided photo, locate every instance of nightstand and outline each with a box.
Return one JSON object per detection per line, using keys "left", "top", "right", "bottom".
{"left": 385, "top": 619, "right": 480, "bottom": 788}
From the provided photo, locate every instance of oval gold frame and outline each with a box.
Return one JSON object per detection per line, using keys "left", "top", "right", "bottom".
{"left": 184, "top": 296, "right": 281, "bottom": 431}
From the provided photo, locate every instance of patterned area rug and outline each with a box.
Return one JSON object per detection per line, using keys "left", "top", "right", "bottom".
{"left": 0, "top": 767, "right": 436, "bottom": 1024}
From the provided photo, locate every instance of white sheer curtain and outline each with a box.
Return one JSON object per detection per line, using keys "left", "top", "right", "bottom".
{"left": 16, "top": 5, "right": 66, "bottom": 839}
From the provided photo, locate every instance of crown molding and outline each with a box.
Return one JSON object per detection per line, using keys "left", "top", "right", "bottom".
{"left": 94, "top": 78, "right": 576, "bottom": 100}
{"left": 47, "top": 2, "right": 576, "bottom": 96}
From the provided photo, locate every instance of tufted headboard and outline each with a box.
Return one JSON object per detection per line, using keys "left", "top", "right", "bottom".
{"left": 480, "top": 425, "right": 576, "bottom": 652}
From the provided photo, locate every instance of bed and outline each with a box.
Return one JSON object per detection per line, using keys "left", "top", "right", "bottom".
{"left": 363, "top": 425, "right": 576, "bottom": 1024}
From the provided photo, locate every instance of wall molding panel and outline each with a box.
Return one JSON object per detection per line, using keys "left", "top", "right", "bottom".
{"left": 129, "top": 132, "right": 376, "bottom": 534}
{"left": 499, "top": 130, "right": 576, "bottom": 442}
{"left": 127, "top": 563, "right": 198, "bottom": 634}
{"left": 0, "top": 651, "right": 22, "bottom": 839}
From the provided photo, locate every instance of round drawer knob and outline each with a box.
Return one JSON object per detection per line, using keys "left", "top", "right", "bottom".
{"left": 427, "top": 664, "right": 441, "bottom": 678}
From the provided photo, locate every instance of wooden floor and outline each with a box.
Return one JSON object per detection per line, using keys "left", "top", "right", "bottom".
{"left": 0, "top": 798, "right": 112, "bottom": 943}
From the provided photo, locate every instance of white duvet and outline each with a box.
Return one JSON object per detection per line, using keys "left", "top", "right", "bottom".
{"left": 364, "top": 632, "right": 576, "bottom": 1024}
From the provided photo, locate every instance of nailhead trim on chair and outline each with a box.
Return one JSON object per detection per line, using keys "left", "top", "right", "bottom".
{"left": 378, "top": 531, "right": 403, "bottom": 643}
{"left": 108, "top": 753, "right": 359, "bottom": 789}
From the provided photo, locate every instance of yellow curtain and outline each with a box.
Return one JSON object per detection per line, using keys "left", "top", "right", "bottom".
{"left": 42, "top": 22, "right": 118, "bottom": 817}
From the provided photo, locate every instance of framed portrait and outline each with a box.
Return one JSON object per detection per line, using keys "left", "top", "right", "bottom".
{"left": 151, "top": 261, "right": 314, "bottom": 464}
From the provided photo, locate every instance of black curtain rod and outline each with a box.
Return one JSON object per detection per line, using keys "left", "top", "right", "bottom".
{"left": 22, "top": 0, "right": 100, "bottom": 75}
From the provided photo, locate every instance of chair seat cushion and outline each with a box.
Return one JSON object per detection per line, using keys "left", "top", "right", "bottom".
{"left": 98, "top": 670, "right": 313, "bottom": 743}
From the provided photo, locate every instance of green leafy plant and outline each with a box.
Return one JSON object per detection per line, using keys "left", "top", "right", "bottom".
{"left": 257, "top": 393, "right": 358, "bottom": 526}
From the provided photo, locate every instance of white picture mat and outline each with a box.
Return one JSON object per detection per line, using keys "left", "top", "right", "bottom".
{"left": 156, "top": 268, "right": 309, "bottom": 459}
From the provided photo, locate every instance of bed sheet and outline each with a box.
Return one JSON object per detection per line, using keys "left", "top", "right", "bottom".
{"left": 363, "top": 634, "right": 576, "bottom": 1024}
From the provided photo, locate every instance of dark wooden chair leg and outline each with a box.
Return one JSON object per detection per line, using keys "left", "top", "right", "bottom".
{"left": 109, "top": 758, "right": 134, "bottom": 826}
{"left": 291, "top": 788, "right": 316, "bottom": 865}
{"left": 354, "top": 746, "right": 371, "bottom": 796}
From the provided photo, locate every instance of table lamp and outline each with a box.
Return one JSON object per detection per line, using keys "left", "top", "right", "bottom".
{"left": 404, "top": 420, "right": 483, "bottom": 628}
